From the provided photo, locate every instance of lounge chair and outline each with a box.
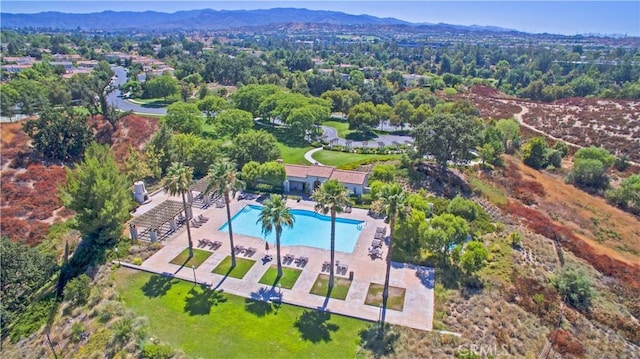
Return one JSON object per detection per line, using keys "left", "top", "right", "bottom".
{"left": 322, "top": 261, "right": 330, "bottom": 272}
{"left": 191, "top": 220, "right": 201, "bottom": 228}
{"left": 245, "top": 247, "right": 257, "bottom": 257}
{"left": 372, "top": 239, "right": 383, "bottom": 248}
{"left": 374, "top": 232, "right": 384, "bottom": 240}
{"left": 212, "top": 240, "right": 222, "bottom": 250}
{"left": 198, "top": 214, "right": 209, "bottom": 222}
{"left": 234, "top": 245, "right": 246, "bottom": 254}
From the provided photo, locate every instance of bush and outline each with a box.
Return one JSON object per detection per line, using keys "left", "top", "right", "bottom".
{"left": 552, "top": 266, "right": 595, "bottom": 311}
{"left": 446, "top": 195, "right": 479, "bottom": 221}
{"left": 65, "top": 274, "right": 92, "bottom": 307}
{"left": 142, "top": 343, "right": 175, "bottom": 359}
{"left": 71, "top": 322, "right": 85, "bottom": 342}
{"left": 132, "top": 257, "right": 143, "bottom": 265}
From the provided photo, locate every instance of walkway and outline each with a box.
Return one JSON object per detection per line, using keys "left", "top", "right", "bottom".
{"left": 132, "top": 190, "right": 435, "bottom": 331}
{"left": 303, "top": 147, "right": 324, "bottom": 165}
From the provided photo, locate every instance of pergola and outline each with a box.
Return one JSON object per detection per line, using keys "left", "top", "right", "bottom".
{"left": 189, "top": 176, "right": 217, "bottom": 207}
{"left": 129, "top": 200, "right": 186, "bottom": 242}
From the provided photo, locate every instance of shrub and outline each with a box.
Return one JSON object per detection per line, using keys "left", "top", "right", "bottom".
{"left": 132, "top": 257, "right": 143, "bottom": 265}
{"left": 71, "top": 322, "right": 85, "bottom": 342}
{"left": 142, "top": 343, "right": 175, "bottom": 359}
{"left": 65, "top": 274, "right": 92, "bottom": 307}
{"left": 552, "top": 266, "right": 595, "bottom": 311}
{"left": 508, "top": 231, "right": 522, "bottom": 247}
{"left": 446, "top": 195, "right": 479, "bottom": 221}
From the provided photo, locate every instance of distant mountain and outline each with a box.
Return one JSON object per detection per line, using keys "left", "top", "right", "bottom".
{"left": 0, "top": 8, "right": 411, "bottom": 31}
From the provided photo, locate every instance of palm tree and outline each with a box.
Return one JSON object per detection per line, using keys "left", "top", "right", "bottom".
{"left": 257, "top": 194, "right": 294, "bottom": 279}
{"left": 378, "top": 183, "right": 406, "bottom": 330}
{"left": 312, "top": 179, "right": 350, "bottom": 290}
{"left": 206, "top": 158, "right": 245, "bottom": 268}
{"left": 164, "top": 162, "right": 195, "bottom": 259}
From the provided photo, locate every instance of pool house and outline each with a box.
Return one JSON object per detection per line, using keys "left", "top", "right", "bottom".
{"left": 283, "top": 164, "right": 369, "bottom": 195}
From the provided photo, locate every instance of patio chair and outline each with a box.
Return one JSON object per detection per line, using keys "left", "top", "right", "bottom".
{"left": 376, "top": 227, "right": 385, "bottom": 234}
{"left": 374, "top": 232, "right": 383, "bottom": 240}
{"left": 322, "top": 261, "right": 330, "bottom": 272}
{"left": 245, "top": 247, "right": 257, "bottom": 257}
{"left": 212, "top": 241, "right": 222, "bottom": 250}
{"left": 234, "top": 245, "right": 246, "bottom": 254}
{"left": 300, "top": 257, "right": 309, "bottom": 267}
{"left": 191, "top": 220, "right": 201, "bottom": 228}
{"left": 341, "top": 265, "right": 349, "bottom": 275}
{"left": 198, "top": 214, "right": 209, "bottom": 222}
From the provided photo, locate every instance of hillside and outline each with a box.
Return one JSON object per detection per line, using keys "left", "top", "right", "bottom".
{"left": 0, "top": 8, "right": 409, "bottom": 31}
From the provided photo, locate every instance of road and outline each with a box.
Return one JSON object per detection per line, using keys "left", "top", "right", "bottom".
{"left": 108, "top": 66, "right": 167, "bottom": 115}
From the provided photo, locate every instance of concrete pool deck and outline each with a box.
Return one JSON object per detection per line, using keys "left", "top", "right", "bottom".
{"left": 135, "top": 190, "right": 434, "bottom": 331}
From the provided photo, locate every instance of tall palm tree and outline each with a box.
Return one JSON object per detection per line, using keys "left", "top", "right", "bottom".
{"left": 206, "top": 158, "right": 245, "bottom": 268}
{"left": 164, "top": 162, "right": 195, "bottom": 259}
{"left": 257, "top": 194, "right": 294, "bottom": 279}
{"left": 312, "top": 179, "right": 350, "bottom": 290}
{"left": 379, "top": 183, "right": 407, "bottom": 329}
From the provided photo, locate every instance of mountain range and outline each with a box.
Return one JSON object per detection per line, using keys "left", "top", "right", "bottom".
{"left": 0, "top": 8, "right": 514, "bottom": 33}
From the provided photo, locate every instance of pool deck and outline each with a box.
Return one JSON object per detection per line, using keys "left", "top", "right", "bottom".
{"left": 135, "top": 190, "right": 434, "bottom": 331}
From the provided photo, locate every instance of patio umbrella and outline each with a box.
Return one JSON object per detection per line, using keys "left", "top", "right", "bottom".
{"left": 265, "top": 241, "right": 270, "bottom": 253}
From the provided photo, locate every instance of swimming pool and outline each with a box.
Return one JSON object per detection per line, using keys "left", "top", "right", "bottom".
{"left": 218, "top": 204, "right": 364, "bottom": 253}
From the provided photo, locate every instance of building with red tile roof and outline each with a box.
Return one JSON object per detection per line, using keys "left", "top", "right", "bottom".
{"left": 284, "top": 164, "right": 368, "bottom": 195}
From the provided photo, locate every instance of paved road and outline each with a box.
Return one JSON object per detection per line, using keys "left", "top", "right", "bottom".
{"left": 319, "top": 125, "right": 413, "bottom": 148}
{"left": 108, "top": 66, "right": 167, "bottom": 115}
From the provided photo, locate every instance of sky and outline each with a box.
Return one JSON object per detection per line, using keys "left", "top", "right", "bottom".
{"left": 2, "top": 1, "right": 639, "bottom": 36}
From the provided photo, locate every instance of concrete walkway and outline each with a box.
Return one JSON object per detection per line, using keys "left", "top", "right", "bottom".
{"left": 303, "top": 147, "right": 324, "bottom": 165}
{"left": 133, "top": 190, "right": 434, "bottom": 331}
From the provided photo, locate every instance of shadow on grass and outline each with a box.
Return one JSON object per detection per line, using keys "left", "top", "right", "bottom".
{"left": 141, "top": 274, "right": 175, "bottom": 298}
{"left": 294, "top": 310, "right": 339, "bottom": 343}
{"left": 244, "top": 286, "right": 283, "bottom": 317}
{"left": 184, "top": 284, "right": 227, "bottom": 316}
{"left": 358, "top": 324, "right": 400, "bottom": 357}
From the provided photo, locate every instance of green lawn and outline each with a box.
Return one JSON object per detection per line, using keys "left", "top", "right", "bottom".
{"left": 310, "top": 274, "right": 352, "bottom": 300}
{"left": 312, "top": 150, "right": 401, "bottom": 169}
{"left": 169, "top": 248, "right": 213, "bottom": 268}
{"left": 258, "top": 266, "right": 303, "bottom": 289}
{"left": 212, "top": 256, "right": 256, "bottom": 279}
{"left": 114, "top": 269, "right": 370, "bottom": 358}
{"left": 364, "top": 283, "right": 406, "bottom": 311}
{"left": 322, "top": 120, "right": 352, "bottom": 138}
{"left": 276, "top": 142, "right": 313, "bottom": 165}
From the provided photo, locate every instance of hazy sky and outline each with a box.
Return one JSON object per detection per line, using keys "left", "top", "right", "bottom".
{"left": 2, "top": 1, "right": 639, "bottom": 36}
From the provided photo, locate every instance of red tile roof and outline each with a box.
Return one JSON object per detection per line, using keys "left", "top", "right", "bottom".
{"left": 284, "top": 164, "right": 368, "bottom": 185}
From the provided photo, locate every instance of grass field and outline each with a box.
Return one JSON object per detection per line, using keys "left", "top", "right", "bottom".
{"left": 276, "top": 142, "right": 313, "bottom": 165}
{"left": 212, "top": 256, "right": 256, "bottom": 279}
{"left": 114, "top": 269, "right": 370, "bottom": 358}
{"left": 169, "top": 248, "right": 213, "bottom": 268}
{"left": 259, "top": 266, "right": 303, "bottom": 289}
{"left": 310, "top": 274, "right": 352, "bottom": 300}
{"left": 312, "top": 150, "right": 401, "bottom": 169}
{"left": 364, "top": 283, "right": 406, "bottom": 311}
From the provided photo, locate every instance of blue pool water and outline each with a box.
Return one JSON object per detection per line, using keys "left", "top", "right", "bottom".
{"left": 218, "top": 204, "right": 364, "bottom": 253}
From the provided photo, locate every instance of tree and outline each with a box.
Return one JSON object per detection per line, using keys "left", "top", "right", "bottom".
{"left": 258, "top": 194, "right": 294, "bottom": 279}
{"left": 522, "top": 137, "right": 549, "bottom": 169}
{"left": 145, "top": 74, "right": 179, "bottom": 103}
{"left": 377, "top": 183, "right": 407, "bottom": 330}
{"left": 0, "top": 237, "right": 57, "bottom": 332}
{"left": 232, "top": 84, "right": 282, "bottom": 117}
{"left": 89, "top": 61, "right": 116, "bottom": 127}
{"left": 23, "top": 107, "right": 93, "bottom": 162}
{"left": 459, "top": 241, "right": 489, "bottom": 274}
{"left": 259, "top": 161, "right": 286, "bottom": 187}
{"left": 163, "top": 102, "right": 203, "bottom": 135}
{"left": 413, "top": 114, "right": 483, "bottom": 172}
{"left": 147, "top": 123, "right": 173, "bottom": 176}
{"left": 0, "top": 84, "right": 19, "bottom": 119}
{"left": 241, "top": 161, "right": 261, "bottom": 189}
{"left": 447, "top": 195, "right": 479, "bottom": 222}
{"left": 495, "top": 118, "right": 520, "bottom": 153}
{"left": 312, "top": 179, "right": 351, "bottom": 290}
{"left": 553, "top": 141, "right": 569, "bottom": 158}
{"left": 216, "top": 109, "right": 254, "bottom": 138}
{"left": 64, "top": 274, "right": 91, "bottom": 306}
{"left": 62, "top": 143, "right": 133, "bottom": 245}
{"left": 197, "top": 95, "right": 228, "bottom": 119}
{"left": 206, "top": 159, "right": 245, "bottom": 268}
{"left": 163, "top": 162, "right": 195, "bottom": 259}
{"left": 573, "top": 146, "right": 615, "bottom": 169}
{"left": 606, "top": 174, "right": 640, "bottom": 214}
{"left": 421, "top": 213, "right": 469, "bottom": 258}
{"left": 5, "top": 78, "right": 49, "bottom": 115}
{"left": 124, "top": 146, "right": 152, "bottom": 183}
{"left": 230, "top": 130, "right": 280, "bottom": 168}
{"left": 552, "top": 266, "right": 595, "bottom": 311}
{"left": 347, "top": 101, "right": 377, "bottom": 136}
{"left": 567, "top": 158, "right": 609, "bottom": 190}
